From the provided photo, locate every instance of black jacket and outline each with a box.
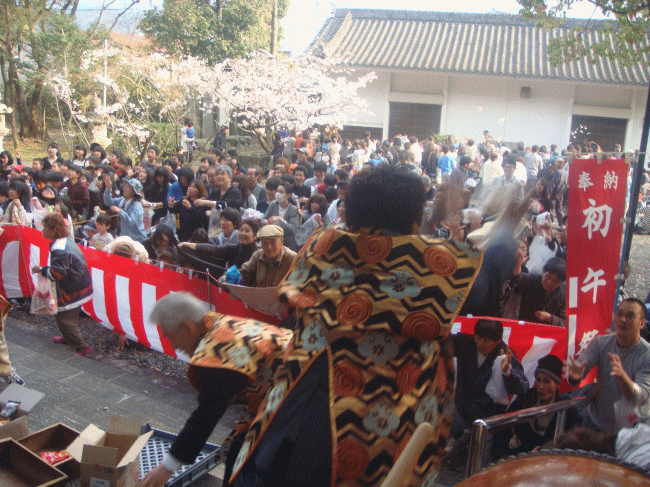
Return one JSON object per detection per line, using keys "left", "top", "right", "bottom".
{"left": 452, "top": 333, "right": 529, "bottom": 424}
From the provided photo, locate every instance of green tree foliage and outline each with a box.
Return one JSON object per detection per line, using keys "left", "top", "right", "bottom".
{"left": 518, "top": 0, "right": 650, "bottom": 66}
{"left": 139, "top": 0, "right": 290, "bottom": 65}
{"left": 0, "top": 1, "right": 107, "bottom": 139}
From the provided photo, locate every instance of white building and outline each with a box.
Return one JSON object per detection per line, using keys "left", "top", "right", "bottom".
{"left": 309, "top": 9, "right": 650, "bottom": 152}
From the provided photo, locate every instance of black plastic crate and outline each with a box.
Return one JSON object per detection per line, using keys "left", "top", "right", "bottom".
{"left": 139, "top": 424, "right": 220, "bottom": 487}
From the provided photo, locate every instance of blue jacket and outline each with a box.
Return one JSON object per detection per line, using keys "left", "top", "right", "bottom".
{"left": 438, "top": 154, "right": 455, "bottom": 174}
{"left": 167, "top": 181, "right": 185, "bottom": 203}
{"left": 103, "top": 189, "right": 147, "bottom": 242}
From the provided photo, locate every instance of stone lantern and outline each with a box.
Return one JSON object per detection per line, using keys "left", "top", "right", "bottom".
{"left": 0, "top": 104, "right": 13, "bottom": 153}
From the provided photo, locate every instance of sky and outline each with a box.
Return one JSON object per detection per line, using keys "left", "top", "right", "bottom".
{"left": 77, "top": 0, "right": 606, "bottom": 56}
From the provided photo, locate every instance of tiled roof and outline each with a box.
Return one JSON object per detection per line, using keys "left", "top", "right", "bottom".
{"left": 309, "top": 9, "right": 650, "bottom": 85}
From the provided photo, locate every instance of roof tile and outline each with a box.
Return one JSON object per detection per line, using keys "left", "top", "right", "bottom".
{"left": 309, "top": 9, "right": 650, "bottom": 85}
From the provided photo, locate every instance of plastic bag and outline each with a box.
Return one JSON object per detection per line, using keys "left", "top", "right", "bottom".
{"left": 485, "top": 355, "right": 510, "bottom": 405}
{"left": 226, "top": 265, "right": 242, "bottom": 285}
{"left": 30, "top": 275, "right": 57, "bottom": 316}
{"left": 159, "top": 212, "right": 177, "bottom": 232}
{"left": 614, "top": 397, "right": 650, "bottom": 430}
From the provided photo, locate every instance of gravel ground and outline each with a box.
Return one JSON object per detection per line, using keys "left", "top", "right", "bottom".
{"left": 7, "top": 306, "right": 189, "bottom": 379}
{"left": 624, "top": 234, "right": 650, "bottom": 301}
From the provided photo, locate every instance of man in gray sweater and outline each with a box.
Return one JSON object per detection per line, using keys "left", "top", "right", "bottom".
{"left": 569, "top": 297, "right": 650, "bottom": 432}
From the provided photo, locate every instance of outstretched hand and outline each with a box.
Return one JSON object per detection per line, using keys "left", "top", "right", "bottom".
{"left": 500, "top": 348, "right": 513, "bottom": 376}
{"left": 567, "top": 357, "right": 586, "bottom": 383}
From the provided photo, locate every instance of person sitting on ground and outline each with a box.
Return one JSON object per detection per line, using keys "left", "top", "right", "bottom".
{"left": 0, "top": 180, "right": 33, "bottom": 226}
{"left": 107, "top": 236, "right": 150, "bottom": 264}
{"left": 144, "top": 166, "right": 170, "bottom": 227}
{"left": 256, "top": 177, "right": 280, "bottom": 214}
{"left": 552, "top": 424, "right": 650, "bottom": 471}
{"left": 62, "top": 164, "right": 89, "bottom": 219}
{"left": 170, "top": 181, "right": 210, "bottom": 243}
{"left": 493, "top": 354, "right": 580, "bottom": 459}
{"left": 296, "top": 193, "right": 329, "bottom": 247}
{"left": 196, "top": 165, "right": 242, "bottom": 212}
{"left": 232, "top": 174, "right": 256, "bottom": 211}
{"left": 238, "top": 224, "right": 296, "bottom": 288}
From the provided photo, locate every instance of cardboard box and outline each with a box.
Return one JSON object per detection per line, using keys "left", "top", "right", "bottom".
{"left": 18, "top": 423, "right": 81, "bottom": 479}
{"left": 0, "top": 384, "right": 44, "bottom": 441}
{"left": 0, "top": 438, "right": 67, "bottom": 487}
{"left": 67, "top": 417, "right": 152, "bottom": 487}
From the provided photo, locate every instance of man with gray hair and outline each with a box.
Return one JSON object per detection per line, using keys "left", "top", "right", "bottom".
{"left": 137, "top": 292, "right": 291, "bottom": 487}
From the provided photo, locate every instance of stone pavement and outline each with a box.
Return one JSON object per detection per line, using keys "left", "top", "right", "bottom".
{"left": 2, "top": 315, "right": 244, "bottom": 486}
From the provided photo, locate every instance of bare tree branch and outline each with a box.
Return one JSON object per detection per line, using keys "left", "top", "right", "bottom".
{"left": 108, "top": 0, "right": 141, "bottom": 33}
{"left": 87, "top": 0, "right": 118, "bottom": 38}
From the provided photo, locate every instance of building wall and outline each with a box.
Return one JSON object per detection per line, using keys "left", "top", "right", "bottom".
{"left": 347, "top": 68, "right": 648, "bottom": 153}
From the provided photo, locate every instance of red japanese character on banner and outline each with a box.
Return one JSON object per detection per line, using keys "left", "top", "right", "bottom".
{"left": 567, "top": 159, "right": 628, "bottom": 364}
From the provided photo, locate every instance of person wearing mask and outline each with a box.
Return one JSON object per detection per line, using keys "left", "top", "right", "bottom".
{"left": 263, "top": 182, "right": 299, "bottom": 250}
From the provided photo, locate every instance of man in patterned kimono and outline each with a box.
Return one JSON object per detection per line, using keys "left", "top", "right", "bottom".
{"left": 137, "top": 293, "right": 291, "bottom": 487}
{"left": 228, "top": 167, "right": 483, "bottom": 487}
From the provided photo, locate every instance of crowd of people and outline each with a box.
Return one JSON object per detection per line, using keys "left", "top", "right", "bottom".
{"left": 0, "top": 126, "right": 648, "bottom": 486}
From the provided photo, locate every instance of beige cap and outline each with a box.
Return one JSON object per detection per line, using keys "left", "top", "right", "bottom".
{"left": 258, "top": 224, "right": 284, "bottom": 238}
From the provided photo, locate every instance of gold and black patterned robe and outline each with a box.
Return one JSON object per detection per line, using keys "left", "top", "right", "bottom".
{"left": 227, "top": 226, "right": 483, "bottom": 487}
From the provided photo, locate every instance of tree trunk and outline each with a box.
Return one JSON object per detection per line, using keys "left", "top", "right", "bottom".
{"left": 253, "top": 128, "right": 272, "bottom": 153}
{"left": 270, "top": 0, "right": 278, "bottom": 55}
{"left": 9, "top": 59, "right": 42, "bottom": 139}
{"left": 140, "top": 129, "right": 158, "bottom": 161}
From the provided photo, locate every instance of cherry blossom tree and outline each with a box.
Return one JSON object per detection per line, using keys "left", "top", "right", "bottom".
{"left": 48, "top": 46, "right": 213, "bottom": 157}
{"left": 206, "top": 51, "right": 377, "bottom": 152}
{"left": 48, "top": 47, "right": 376, "bottom": 156}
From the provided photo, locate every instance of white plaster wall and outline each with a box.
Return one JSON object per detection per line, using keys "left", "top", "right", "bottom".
{"left": 443, "top": 75, "right": 574, "bottom": 147}
{"left": 628, "top": 86, "right": 649, "bottom": 155}
{"left": 344, "top": 70, "right": 389, "bottom": 129}
{"left": 343, "top": 68, "right": 649, "bottom": 153}
{"left": 390, "top": 71, "right": 446, "bottom": 94}
{"left": 574, "top": 85, "right": 633, "bottom": 109}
